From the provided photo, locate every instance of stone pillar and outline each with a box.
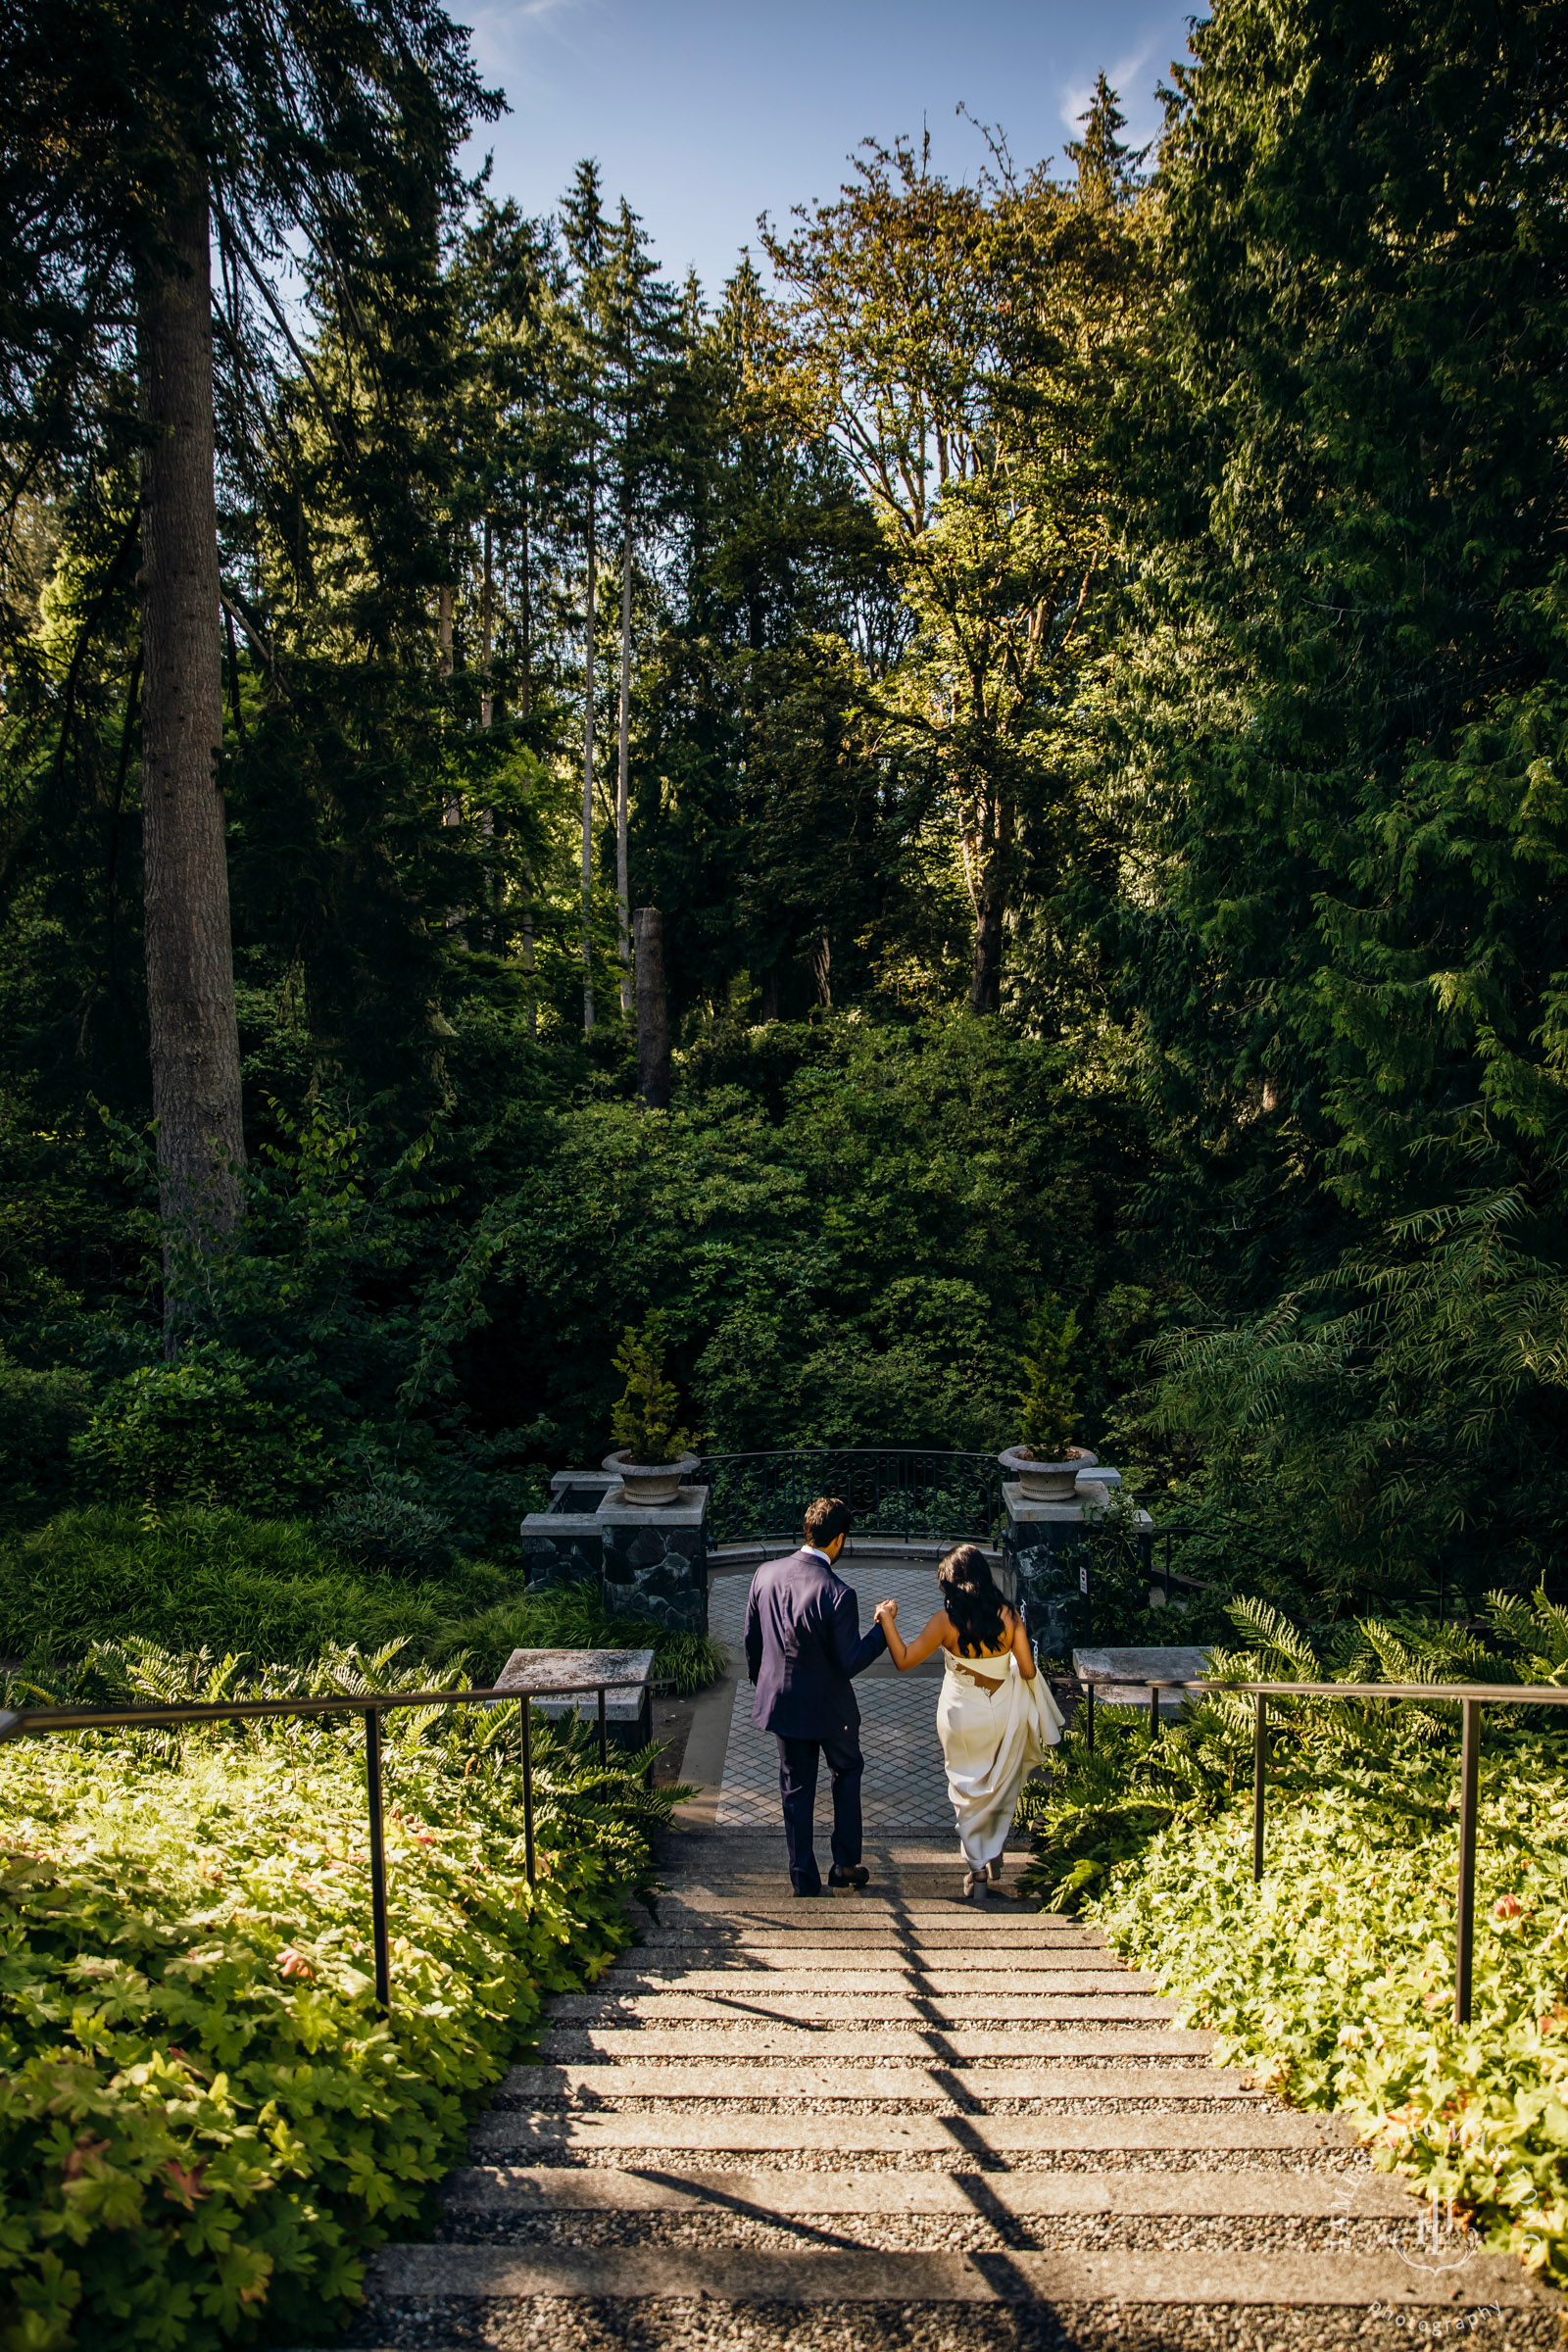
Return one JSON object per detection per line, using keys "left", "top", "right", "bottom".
{"left": 598, "top": 1483, "right": 709, "bottom": 1634}
{"left": 1004, "top": 1487, "right": 1094, "bottom": 1658}
{"left": 1004, "top": 1472, "right": 1155, "bottom": 1659}
{"left": 519, "top": 1469, "right": 620, "bottom": 1591}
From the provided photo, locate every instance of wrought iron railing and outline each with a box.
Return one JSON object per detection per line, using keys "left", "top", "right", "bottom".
{"left": 0, "top": 1671, "right": 643, "bottom": 2013}
{"left": 1074, "top": 1671, "right": 1568, "bottom": 2025}
{"left": 698, "top": 1448, "right": 1004, "bottom": 1548}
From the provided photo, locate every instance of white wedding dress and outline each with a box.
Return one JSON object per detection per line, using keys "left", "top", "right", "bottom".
{"left": 936, "top": 1648, "right": 1065, "bottom": 1870}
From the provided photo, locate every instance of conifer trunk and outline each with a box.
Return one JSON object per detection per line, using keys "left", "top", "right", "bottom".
{"left": 634, "top": 906, "right": 670, "bottom": 1107}
{"left": 519, "top": 484, "right": 536, "bottom": 1037}
{"left": 616, "top": 525, "right": 633, "bottom": 1014}
{"left": 968, "top": 852, "right": 1007, "bottom": 1013}
{"left": 581, "top": 460, "right": 596, "bottom": 1033}
{"left": 138, "top": 178, "right": 244, "bottom": 1331}
{"left": 479, "top": 512, "right": 493, "bottom": 726}
{"left": 519, "top": 483, "right": 532, "bottom": 719}
{"left": 964, "top": 794, "right": 1011, "bottom": 1016}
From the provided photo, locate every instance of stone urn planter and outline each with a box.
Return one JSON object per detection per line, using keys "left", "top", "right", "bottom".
{"left": 997, "top": 1444, "right": 1099, "bottom": 1503}
{"left": 602, "top": 1449, "right": 700, "bottom": 1508}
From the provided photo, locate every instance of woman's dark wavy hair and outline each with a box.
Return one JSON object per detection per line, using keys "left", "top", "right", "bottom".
{"left": 938, "top": 1544, "right": 1008, "bottom": 1656}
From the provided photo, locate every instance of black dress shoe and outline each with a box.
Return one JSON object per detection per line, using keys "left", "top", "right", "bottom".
{"left": 791, "top": 1882, "right": 822, "bottom": 1897}
{"left": 828, "top": 1863, "right": 870, "bottom": 1888}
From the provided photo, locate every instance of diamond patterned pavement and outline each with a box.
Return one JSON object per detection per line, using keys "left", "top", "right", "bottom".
{"left": 710, "top": 1559, "right": 957, "bottom": 1831}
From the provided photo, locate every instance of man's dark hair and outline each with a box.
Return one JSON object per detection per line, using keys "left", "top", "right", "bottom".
{"left": 804, "top": 1495, "right": 852, "bottom": 1549}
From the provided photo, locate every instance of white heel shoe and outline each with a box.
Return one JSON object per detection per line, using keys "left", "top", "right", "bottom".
{"left": 962, "top": 1869, "right": 987, "bottom": 1902}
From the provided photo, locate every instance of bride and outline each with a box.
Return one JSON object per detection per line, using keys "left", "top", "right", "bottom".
{"left": 875, "top": 1545, "right": 1064, "bottom": 1901}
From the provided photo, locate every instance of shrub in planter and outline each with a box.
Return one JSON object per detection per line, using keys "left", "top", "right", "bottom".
{"left": 609, "top": 1318, "right": 702, "bottom": 1467}
{"left": 1015, "top": 1295, "right": 1081, "bottom": 1461}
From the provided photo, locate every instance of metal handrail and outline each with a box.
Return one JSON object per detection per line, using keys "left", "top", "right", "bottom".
{"left": 1074, "top": 1672, "right": 1568, "bottom": 2026}
{"left": 0, "top": 1675, "right": 645, "bottom": 2011}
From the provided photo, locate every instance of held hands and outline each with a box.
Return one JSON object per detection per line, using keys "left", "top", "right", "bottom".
{"left": 873, "top": 1598, "right": 898, "bottom": 1626}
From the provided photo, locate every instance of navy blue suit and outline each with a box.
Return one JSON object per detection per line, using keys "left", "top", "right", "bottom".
{"left": 744, "top": 1546, "right": 887, "bottom": 1891}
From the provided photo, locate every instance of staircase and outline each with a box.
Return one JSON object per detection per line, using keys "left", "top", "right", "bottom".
{"left": 338, "top": 1832, "right": 1555, "bottom": 2350}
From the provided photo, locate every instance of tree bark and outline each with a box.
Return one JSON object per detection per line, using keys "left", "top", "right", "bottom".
{"left": 616, "top": 524, "right": 633, "bottom": 1014}
{"left": 516, "top": 483, "right": 535, "bottom": 1037}
{"left": 479, "top": 512, "right": 494, "bottom": 726}
{"left": 962, "top": 784, "right": 1012, "bottom": 1015}
{"left": 519, "top": 481, "right": 531, "bottom": 719}
{"left": 138, "top": 178, "right": 244, "bottom": 1331}
{"left": 809, "top": 929, "right": 832, "bottom": 1007}
{"left": 634, "top": 906, "right": 670, "bottom": 1108}
{"left": 581, "top": 462, "right": 596, "bottom": 1033}
{"left": 968, "top": 847, "right": 1007, "bottom": 1013}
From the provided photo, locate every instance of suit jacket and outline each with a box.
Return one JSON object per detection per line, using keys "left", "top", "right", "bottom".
{"left": 745, "top": 1547, "right": 888, "bottom": 1740}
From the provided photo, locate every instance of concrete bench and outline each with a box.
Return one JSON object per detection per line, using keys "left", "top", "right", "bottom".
{"left": 493, "top": 1647, "right": 655, "bottom": 1751}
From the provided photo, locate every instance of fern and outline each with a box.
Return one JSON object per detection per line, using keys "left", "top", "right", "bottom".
{"left": 1223, "top": 1595, "right": 1322, "bottom": 1679}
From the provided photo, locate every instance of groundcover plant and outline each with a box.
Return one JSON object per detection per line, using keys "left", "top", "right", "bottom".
{"left": 0, "top": 1646, "right": 672, "bottom": 2350}
{"left": 1027, "top": 1600, "right": 1568, "bottom": 2286}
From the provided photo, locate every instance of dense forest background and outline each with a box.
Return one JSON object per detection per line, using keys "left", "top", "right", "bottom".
{"left": 2, "top": 0, "right": 1566, "bottom": 1629}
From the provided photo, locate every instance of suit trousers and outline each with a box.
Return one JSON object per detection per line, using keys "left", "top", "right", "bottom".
{"left": 775, "top": 1728, "right": 863, "bottom": 1893}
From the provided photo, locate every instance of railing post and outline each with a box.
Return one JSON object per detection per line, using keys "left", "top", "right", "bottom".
{"left": 1252, "top": 1693, "right": 1267, "bottom": 1884}
{"left": 597, "top": 1684, "right": 609, "bottom": 1767}
{"left": 1149, "top": 1681, "right": 1160, "bottom": 1740}
{"left": 521, "top": 1695, "right": 536, "bottom": 1888}
{"left": 1454, "top": 1696, "right": 1481, "bottom": 2027}
{"left": 1085, "top": 1681, "right": 1095, "bottom": 1755}
{"left": 364, "top": 1708, "right": 391, "bottom": 2011}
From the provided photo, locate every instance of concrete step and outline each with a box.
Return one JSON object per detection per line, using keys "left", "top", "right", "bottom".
{"left": 535, "top": 2028, "right": 1215, "bottom": 2058}
{"left": 604, "top": 1968, "right": 1152, "bottom": 1992}
{"left": 668, "top": 1838, "right": 1002, "bottom": 1850}
{"left": 368, "top": 2241, "right": 1537, "bottom": 2309}
{"left": 440, "top": 2163, "right": 1414, "bottom": 2219}
{"left": 632, "top": 1924, "right": 1098, "bottom": 1948}
{"left": 467, "top": 2110, "right": 1345, "bottom": 2157}
{"left": 499, "top": 2061, "right": 1251, "bottom": 2102}
{"left": 647, "top": 1900, "right": 1092, "bottom": 1932}
{"left": 547, "top": 1990, "right": 1178, "bottom": 2022}
{"left": 610, "top": 1945, "right": 1140, "bottom": 1971}
{"left": 669, "top": 1875, "right": 1048, "bottom": 1890}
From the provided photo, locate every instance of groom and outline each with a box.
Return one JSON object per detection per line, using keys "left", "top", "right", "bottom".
{"left": 743, "top": 1495, "right": 888, "bottom": 1896}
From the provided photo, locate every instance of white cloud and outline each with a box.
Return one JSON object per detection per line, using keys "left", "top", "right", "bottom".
{"left": 465, "top": 0, "right": 604, "bottom": 96}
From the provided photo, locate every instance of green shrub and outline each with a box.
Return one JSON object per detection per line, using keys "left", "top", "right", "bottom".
{"left": 0, "top": 1646, "right": 669, "bottom": 2350}
{"left": 316, "top": 1489, "right": 455, "bottom": 1578}
{"left": 0, "top": 1348, "right": 91, "bottom": 1530}
{"left": 0, "top": 1508, "right": 473, "bottom": 1672}
{"left": 72, "top": 1348, "right": 334, "bottom": 1514}
{"left": 436, "top": 1576, "right": 727, "bottom": 1697}
{"left": 0, "top": 1506, "right": 724, "bottom": 1696}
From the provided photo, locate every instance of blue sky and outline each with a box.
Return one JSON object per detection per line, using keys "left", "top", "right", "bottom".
{"left": 461, "top": 0, "right": 1203, "bottom": 298}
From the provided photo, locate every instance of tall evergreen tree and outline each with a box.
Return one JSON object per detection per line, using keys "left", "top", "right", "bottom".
{"left": 559, "top": 160, "right": 612, "bottom": 1033}
{"left": 1, "top": 0, "right": 496, "bottom": 1322}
